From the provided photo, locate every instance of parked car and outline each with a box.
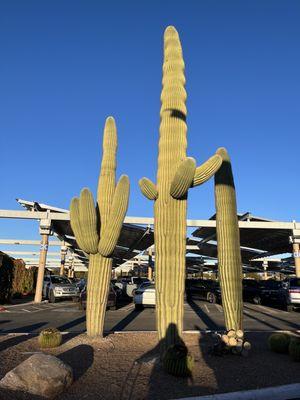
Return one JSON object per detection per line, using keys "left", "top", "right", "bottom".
{"left": 133, "top": 283, "right": 155, "bottom": 310}
{"left": 186, "top": 279, "right": 222, "bottom": 304}
{"left": 43, "top": 275, "right": 80, "bottom": 303}
{"left": 283, "top": 277, "right": 300, "bottom": 311}
{"left": 79, "top": 283, "right": 118, "bottom": 311}
{"left": 242, "top": 279, "right": 262, "bottom": 304}
{"left": 115, "top": 277, "right": 151, "bottom": 297}
{"left": 75, "top": 278, "right": 87, "bottom": 292}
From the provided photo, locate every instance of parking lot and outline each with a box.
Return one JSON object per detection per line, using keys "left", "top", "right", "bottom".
{"left": 0, "top": 299, "right": 299, "bottom": 334}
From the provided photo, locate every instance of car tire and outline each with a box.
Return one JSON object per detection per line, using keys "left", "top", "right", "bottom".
{"left": 135, "top": 304, "right": 144, "bottom": 311}
{"left": 253, "top": 296, "right": 261, "bottom": 305}
{"left": 207, "top": 292, "right": 216, "bottom": 304}
{"left": 49, "top": 290, "right": 56, "bottom": 303}
{"left": 109, "top": 305, "right": 117, "bottom": 311}
{"left": 286, "top": 304, "right": 293, "bottom": 312}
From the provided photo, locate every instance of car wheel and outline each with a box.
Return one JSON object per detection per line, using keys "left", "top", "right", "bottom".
{"left": 207, "top": 292, "right": 216, "bottom": 304}
{"left": 49, "top": 290, "right": 56, "bottom": 303}
{"left": 109, "top": 305, "right": 117, "bottom": 311}
{"left": 253, "top": 296, "right": 261, "bottom": 305}
{"left": 286, "top": 304, "right": 293, "bottom": 312}
{"left": 135, "top": 304, "right": 144, "bottom": 311}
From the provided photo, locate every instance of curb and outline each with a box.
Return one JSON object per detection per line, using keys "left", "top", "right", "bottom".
{"left": 175, "top": 383, "right": 300, "bottom": 400}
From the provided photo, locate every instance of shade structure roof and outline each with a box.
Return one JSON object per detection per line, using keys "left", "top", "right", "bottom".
{"left": 192, "top": 212, "right": 293, "bottom": 257}
{"left": 16, "top": 199, "right": 154, "bottom": 267}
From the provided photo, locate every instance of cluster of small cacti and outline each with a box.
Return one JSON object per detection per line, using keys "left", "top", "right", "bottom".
{"left": 212, "top": 329, "right": 251, "bottom": 357}
{"left": 268, "top": 333, "right": 300, "bottom": 361}
{"left": 162, "top": 343, "right": 194, "bottom": 377}
{"left": 70, "top": 117, "right": 129, "bottom": 337}
{"left": 38, "top": 328, "right": 62, "bottom": 348}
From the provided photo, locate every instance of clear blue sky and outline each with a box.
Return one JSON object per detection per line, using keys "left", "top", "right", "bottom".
{"left": 0, "top": 1, "right": 300, "bottom": 245}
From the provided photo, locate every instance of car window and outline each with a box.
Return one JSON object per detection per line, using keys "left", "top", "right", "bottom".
{"left": 290, "top": 278, "right": 300, "bottom": 287}
{"left": 51, "top": 276, "right": 71, "bottom": 284}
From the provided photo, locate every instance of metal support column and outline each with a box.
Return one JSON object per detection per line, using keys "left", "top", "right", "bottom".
{"left": 60, "top": 244, "right": 67, "bottom": 276}
{"left": 34, "top": 219, "right": 52, "bottom": 303}
{"left": 148, "top": 248, "right": 153, "bottom": 281}
{"left": 263, "top": 259, "right": 268, "bottom": 280}
{"left": 293, "top": 242, "right": 300, "bottom": 278}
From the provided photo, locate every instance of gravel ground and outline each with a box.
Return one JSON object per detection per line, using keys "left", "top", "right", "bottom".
{"left": 0, "top": 331, "right": 299, "bottom": 400}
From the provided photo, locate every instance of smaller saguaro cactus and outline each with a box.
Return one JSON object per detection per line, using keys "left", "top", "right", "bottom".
{"left": 268, "top": 332, "right": 291, "bottom": 354}
{"left": 214, "top": 148, "right": 243, "bottom": 332}
{"left": 38, "top": 328, "right": 62, "bottom": 348}
{"left": 163, "top": 343, "right": 194, "bottom": 377}
{"left": 70, "top": 117, "right": 129, "bottom": 337}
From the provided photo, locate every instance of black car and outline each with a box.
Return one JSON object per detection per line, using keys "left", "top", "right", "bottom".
{"left": 243, "top": 279, "right": 289, "bottom": 308}
{"left": 186, "top": 279, "right": 222, "bottom": 303}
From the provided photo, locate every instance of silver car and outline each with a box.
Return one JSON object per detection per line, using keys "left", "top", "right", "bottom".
{"left": 43, "top": 275, "right": 80, "bottom": 303}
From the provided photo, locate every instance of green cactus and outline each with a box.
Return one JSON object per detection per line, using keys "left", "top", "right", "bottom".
{"left": 70, "top": 117, "right": 129, "bottom": 337}
{"left": 139, "top": 26, "right": 222, "bottom": 350}
{"left": 214, "top": 148, "right": 243, "bottom": 332}
{"left": 289, "top": 338, "right": 300, "bottom": 361}
{"left": 268, "top": 332, "right": 291, "bottom": 354}
{"left": 38, "top": 328, "right": 62, "bottom": 348}
{"left": 163, "top": 343, "right": 194, "bottom": 377}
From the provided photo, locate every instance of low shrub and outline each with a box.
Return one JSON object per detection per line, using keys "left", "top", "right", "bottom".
{"left": 268, "top": 332, "right": 290, "bottom": 354}
{"left": 289, "top": 338, "right": 300, "bottom": 362}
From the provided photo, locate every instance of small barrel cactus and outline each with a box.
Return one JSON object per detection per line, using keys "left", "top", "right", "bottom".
{"left": 268, "top": 333, "right": 290, "bottom": 354}
{"left": 163, "top": 343, "right": 194, "bottom": 377}
{"left": 289, "top": 338, "right": 300, "bottom": 361}
{"left": 38, "top": 328, "right": 62, "bottom": 348}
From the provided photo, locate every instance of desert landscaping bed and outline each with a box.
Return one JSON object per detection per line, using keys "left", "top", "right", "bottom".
{"left": 0, "top": 331, "right": 299, "bottom": 400}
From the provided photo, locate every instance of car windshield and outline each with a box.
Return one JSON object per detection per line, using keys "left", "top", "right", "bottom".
{"left": 132, "top": 278, "right": 149, "bottom": 285}
{"left": 289, "top": 278, "right": 300, "bottom": 287}
{"left": 51, "top": 276, "right": 71, "bottom": 284}
{"left": 260, "top": 281, "right": 282, "bottom": 289}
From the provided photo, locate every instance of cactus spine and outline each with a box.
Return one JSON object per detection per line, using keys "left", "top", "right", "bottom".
{"left": 139, "top": 26, "right": 222, "bottom": 350}
{"left": 214, "top": 148, "right": 243, "bottom": 332}
{"left": 70, "top": 117, "right": 129, "bottom": 337}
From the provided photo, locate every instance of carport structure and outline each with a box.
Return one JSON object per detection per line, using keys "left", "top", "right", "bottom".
{"left": 0, "top": 201, "right": 299, "bottom": 303}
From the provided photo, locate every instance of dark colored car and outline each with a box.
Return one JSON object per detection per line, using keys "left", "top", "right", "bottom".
{"left": 186, "top": 279, "right": 222, "bottom": 303}
{"left": 79, "top": 283, "right": 117, "bottom": 311}
{"left": 243, "top": 279, "right": 291, "bottom": 309}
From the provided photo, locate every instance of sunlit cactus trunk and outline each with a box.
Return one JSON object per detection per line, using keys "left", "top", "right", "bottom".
{"left": 215, "top": 148, "right": 243, "bottom": 332}
{"left": 70, "top": 117, "right": 129, "bottom": 337}
{"left": 155, "top": 27, "right": 188, "bottom": 348}
{"left": 139, "top": 27, "right": 222, "bottom": 351}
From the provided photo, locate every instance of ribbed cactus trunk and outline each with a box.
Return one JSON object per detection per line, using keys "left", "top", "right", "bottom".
{"left": 139, "top": 27, "right": 222, "bottom": 352}
{"left": 155, "top": 27, "right": 187, "bottom": 348}
{"left": 70, "top": 117, "right": 129, "bottom": 337}
{"left": 86, "top": 254, "right": 112, "bottom": 336}
{"left": 215, "top": 147, "right": 243, "bottom": 332}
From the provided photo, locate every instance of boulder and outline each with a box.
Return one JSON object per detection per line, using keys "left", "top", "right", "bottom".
{"left": 0, "top": 353, "right": 73, "bottom": 398}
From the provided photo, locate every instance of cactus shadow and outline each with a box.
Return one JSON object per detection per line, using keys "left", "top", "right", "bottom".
{"left": 109, "top": 308, "right": 143, "bottom": 331}
{"left": 123, "top": 323, "right": 214, "bottom": 400}
{"left": 58, "top": 344, "right": 94, "bottom": 381}
{"left": 187, "top": 299, "right": 224, "bottom": 330}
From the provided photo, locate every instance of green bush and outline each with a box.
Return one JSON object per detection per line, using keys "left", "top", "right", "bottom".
{"left": 268, "top": 333, "right": 291, "bottom": 354}
{"left": 163, "top": 343, "right": 194, "bottom": 377}
{"left": 38, "top": 328, "right": 62, "bottom": 348}
{"left": 289, "top": 338, "right": 300, "bottom": 362}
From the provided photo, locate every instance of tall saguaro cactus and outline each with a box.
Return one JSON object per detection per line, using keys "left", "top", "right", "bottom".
{"left": 139, "top": 26, "right": 222, "bottom": 350}
{"left": 214, "top": 147, "right": 243, "bottom": 332}
{"left": 70, "top": 117, "right": 129, "bottom": 337}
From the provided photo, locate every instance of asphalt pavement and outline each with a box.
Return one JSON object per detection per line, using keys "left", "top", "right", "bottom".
{"left": 0, "top": 299, "right": 299, "bottom": 334}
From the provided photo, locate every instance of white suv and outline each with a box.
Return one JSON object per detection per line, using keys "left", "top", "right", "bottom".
{"left": 43, "top": 275, "right": 80, "bottom": 303}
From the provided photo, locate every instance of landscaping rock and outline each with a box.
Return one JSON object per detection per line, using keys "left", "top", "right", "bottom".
{"left": 0, "top": 353, "right": 73, "bottom": 398}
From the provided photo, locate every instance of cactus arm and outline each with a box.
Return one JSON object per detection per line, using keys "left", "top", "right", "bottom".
{"left": 70, "top": 197, "right": 89, "bottom": 253}
{"left": 98, "top": 174, "right": 130, "bottom": 256}
{"left": 78, "top": 188, "right": 99, "bottom": 254}
{"left": 139, "top": 177, "right": 158, "bottom": 200}
{"left": 170, "top": 157, "right": 196, "bottom": 199}
{"left": 192, "top": 154, "right": 222, "bottom": 187}
{"left": 97, "top": 116, "right": 117, "bottom": 233}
